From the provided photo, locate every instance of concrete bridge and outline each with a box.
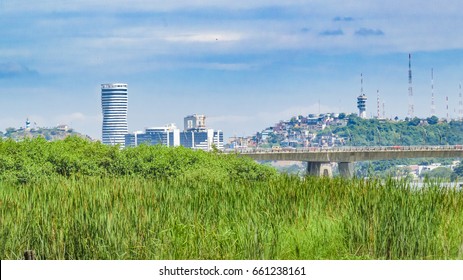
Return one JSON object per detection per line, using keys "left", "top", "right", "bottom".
{"left": 230, "top": 145, "right": 463, "bottom": 177}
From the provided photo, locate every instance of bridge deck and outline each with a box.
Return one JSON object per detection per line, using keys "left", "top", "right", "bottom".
{"left": 230, "top": 145, "right": 463, "bottom": 162}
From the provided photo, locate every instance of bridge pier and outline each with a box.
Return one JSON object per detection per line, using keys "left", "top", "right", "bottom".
{"left": 306, "top": 162, "right": 354, "bottom": 178}
{"left": 338, "top": 162, "right": 355, "bottom": 178}
{"left": 307, "top": 162, "right": 333, "bottom": 177}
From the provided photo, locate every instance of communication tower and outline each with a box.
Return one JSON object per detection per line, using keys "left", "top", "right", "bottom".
{"left": 446, "top": 96, "right": 449, "bottom": 121}
{"left": 431, "top": 68, "right": 435, "bottom": 116}
{"left": 408, "top": 54, "right": 414, "bottom": 118}
{"left": 376, "top": 90, "right": 380, "bottom": 118}
{"left": 357, "top": 73, "right": 367, "bottom": 118}
{"left": 459, "top": 83, "right": 462, "bottom": 121}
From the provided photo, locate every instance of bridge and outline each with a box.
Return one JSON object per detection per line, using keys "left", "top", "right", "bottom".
{"left": 229, "top": 145, "right": 463, "bottom": 177}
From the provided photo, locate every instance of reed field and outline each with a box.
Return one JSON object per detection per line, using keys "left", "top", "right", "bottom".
{"left": 1, "top": 137, "right": 463, "bottom": 259}
{"left": 1, "top": 175, "right": 463, "bottom": 260}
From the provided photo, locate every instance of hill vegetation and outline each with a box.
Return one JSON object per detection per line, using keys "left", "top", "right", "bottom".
{"left": 1, "top": 126, "right": 91, "bottom": 142}
{"left": 331, "top": 115, "right": 463, "bottom": 146}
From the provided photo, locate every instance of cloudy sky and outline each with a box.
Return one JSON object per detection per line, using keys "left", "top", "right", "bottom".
{"left": 2, "top": 1, "right": 463, "bottom": 140}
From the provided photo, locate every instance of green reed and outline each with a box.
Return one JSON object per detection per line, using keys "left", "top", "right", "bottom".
{"left": 1, "top": 175, "right": 462, "bottom": 260}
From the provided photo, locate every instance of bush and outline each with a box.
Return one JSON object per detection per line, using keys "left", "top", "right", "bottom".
{"left": 0, "top": 136, "right": 276, "bottom": 182}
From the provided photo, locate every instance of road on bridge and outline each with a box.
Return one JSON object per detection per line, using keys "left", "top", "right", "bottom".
{"left": 229, "top": 145, "right": 463, "bottom": 162}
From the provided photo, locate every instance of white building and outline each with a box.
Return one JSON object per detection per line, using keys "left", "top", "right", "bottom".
{"left": 101, "top": 83, "right": 128, "bottom": 147}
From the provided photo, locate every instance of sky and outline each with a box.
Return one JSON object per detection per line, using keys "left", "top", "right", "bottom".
{"left": 2, "top": 1, "right": 463, "bottom": 140}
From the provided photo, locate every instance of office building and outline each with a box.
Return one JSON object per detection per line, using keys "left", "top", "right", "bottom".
{"left": 125, "top": 115, "right": 224, "bottom": 151}
{"left": 101, "top": 83, "right": 128, "bottom": 147}
{"left": 184, "top": 114, "right": 206, "bottom": 131}
{"left": 125, "top": 124, "right": 180, "bottom": 148}
{"left": 180, "top": 129, "right": 224, "bottom": 150}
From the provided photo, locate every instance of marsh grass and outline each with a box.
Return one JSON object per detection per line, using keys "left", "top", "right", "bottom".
{"left": 1, "top": 175, "right": 462, "bottom": 260}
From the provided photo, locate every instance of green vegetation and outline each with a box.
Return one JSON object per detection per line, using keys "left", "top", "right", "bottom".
{"left": 331, "top": 116, "right": 463, "bottom": 178}
{"left": 1, "top": 137, "right": 463, "bottom": 260}
{"left": 0, "top": 136, "right": 276, "bottom": 184}
{"left": 333, "top": 115, "right": 463, "bottom": 146}
{"left": 1, "top": 126, "right": 90, "bottom": 142}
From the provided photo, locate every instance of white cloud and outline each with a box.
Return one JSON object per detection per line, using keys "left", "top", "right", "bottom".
{"left": 5, "top": 0, "right": 463, "bottom": 77}
{"left": 165, "top": 32, "right": 243, "bottom": 43}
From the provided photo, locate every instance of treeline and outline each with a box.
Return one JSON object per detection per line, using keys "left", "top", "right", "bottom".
{"left": 0, "top": 136, "right": 276, "bottom": 184}
{"left": 332, "top": 115, "right": 463, "bottom": 146}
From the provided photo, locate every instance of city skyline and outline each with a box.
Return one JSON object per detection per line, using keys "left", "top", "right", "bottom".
{"left": 2, "top": 1, "right": 463, "bottom": 140}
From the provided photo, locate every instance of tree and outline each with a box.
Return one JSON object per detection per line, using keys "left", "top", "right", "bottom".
{"left": 427, "top": 115, "right": 439, "bottom": 125}
{"left": 408, "top": 117, "right": 421, "bottom": 126}
{"left": 453, "top": 162, "right": 463, "bottom": 178}
{"left": 5, "top": 127, "right": 15, "bottom": 134}
{"left": 423, "top": 167, "right": 453, "bottom": 180}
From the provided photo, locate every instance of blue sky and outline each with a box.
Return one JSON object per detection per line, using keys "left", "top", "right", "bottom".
{"left": 1, "top": 1, "right": 463, "bottom": 140}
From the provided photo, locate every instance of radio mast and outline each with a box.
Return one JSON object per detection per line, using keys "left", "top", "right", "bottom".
{"left": 408, "top": 54, "right": 414, "bottom": 118}
{"left": 431, "top": 68, "right": 435, "bottom": 116}
{"left": 459, "top": 83, "right": 462, "bottom": 121}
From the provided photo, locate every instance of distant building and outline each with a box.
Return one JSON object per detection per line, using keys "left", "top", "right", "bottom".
{"left": 125, "top": 124, "right": 180, "bottom": 148}
{"left": 180, "top": 129, "right": 223, "bottom": 150}
{"left": 56, "top": 124, "right": 69, "bottom": 132}
{"left": 25, "top": 118, "right": 31, "bottom": 130}
{"left": 184, "top": 114, "right": 206, "bottom": 131}
{"left": 101, "top": 83, "right": 128, "bottom": 148}
{"left": 125, "top": 116, "right": 224, "bottom": 151}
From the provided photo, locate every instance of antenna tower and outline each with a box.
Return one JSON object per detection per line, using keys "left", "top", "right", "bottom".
{"left": 446, "top": 96, "right": 449, "bottom": 121}
{"left": 357, "top": 73, "right": 367, "bottom": 118}
{"left": 377, "top": 90, "right": 380, "bottom": 118}
{"left": 361, "top": 73, "right": 364, "bottom": 95}
{"left": 458, "top": 83, "right": 463, "bottom": 121}
{"left": 431, "top": 68, "right": 435, "bottom": 116}
{"left": 382, "top": 102, "right": 386, "bottom": 119}
{"left": 408, "top": 54, "right": 414, "bottom": 118}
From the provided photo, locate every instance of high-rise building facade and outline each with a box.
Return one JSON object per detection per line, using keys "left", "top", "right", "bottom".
{"left": 125, "top": 115, "right": 224, "bottom": 151}
{"left": 125, "top": 125, "right": 224, "bottom": 151}
{"left": 101, "top": 83, "right": 128, "bottom": 147}
{"left": 125, "top": 124, "right": 180, "bottom": 148}
{"left": 180, "top": 129, "right": 223, "bottom": 150}
{"left": 184, "top": 114, "right": 206, "bottom": 131}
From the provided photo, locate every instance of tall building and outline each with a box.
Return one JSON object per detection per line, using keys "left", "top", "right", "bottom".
{"left": 184, "top": 114, "right": 206, "bottom": 131}
{"left": 101, "top": 83, "right": 128, "bottom": 147}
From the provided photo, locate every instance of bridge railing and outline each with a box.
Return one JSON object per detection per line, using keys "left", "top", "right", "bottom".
{"left": 225, "top": 145, "right": 463, "bottom": 154}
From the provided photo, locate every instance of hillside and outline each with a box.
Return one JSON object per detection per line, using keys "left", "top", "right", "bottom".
{"left": 246, "top": 114, "right": 463, "bottom": 179}
{"left": 245, "top": 114, "right": 463, "bottom": 148}
{"left": 1, "top": 125, "right": 92, "bottom": 142}
{"left": 332, "top": 115, "right": 463, "bottom": 146}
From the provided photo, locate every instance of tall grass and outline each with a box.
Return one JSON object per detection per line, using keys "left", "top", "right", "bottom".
{"left": 1, "top": 175, "right": 462, "bottom": 260}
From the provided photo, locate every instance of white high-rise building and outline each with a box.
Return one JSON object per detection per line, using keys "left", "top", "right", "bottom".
{"left": 101, "top": 83, "right": 128, "bottom": 147}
